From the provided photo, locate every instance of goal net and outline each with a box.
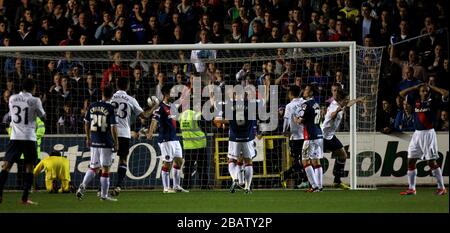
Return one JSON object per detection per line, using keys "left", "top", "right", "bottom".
{"left": 0, "top": 43, "right": 383, "bottom": 190}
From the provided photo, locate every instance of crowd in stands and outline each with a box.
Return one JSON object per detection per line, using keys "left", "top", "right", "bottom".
{"left": 0, "top": 0, "right": 448, "bottom": 134}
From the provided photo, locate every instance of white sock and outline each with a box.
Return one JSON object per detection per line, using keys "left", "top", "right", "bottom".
{"left": 244, "top": 165, "right": 253, "bottom": 190}
{"left": 315, "top": 166, "right": 323, "bottom": 189}
{"left": 407, "top": 169, "right": 417, "bottom": 190}
{"left": 162, "top": 170, "right": 170, "bottom": 190}
{"left": 237, "top": 164, "right": 244, "bottom": 185}
{"left": 228, "top": 162, "right": 237, "bottom": 181}
{"left": 81, "top": 168, "right": 96, "bottom": 187}
{"left": 304, "top": 165, "right": 317, "bottom": 189}
{"left": 173, "top": 167, "right": 181, "bottom": 188}
{"left": 432, "top": 167, "right": 444, "bottom": 189}
{"left": 100, "top": 174, "right": 109, "bottom": 198}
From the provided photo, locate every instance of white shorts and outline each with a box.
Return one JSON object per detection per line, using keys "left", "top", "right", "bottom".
{"left": 227, "top": 141, "right": 256, "bottom": 160}
{"left": 302, "top": 139, "right": 323, "bottom": 160}
{"left": 90, "top": 147, "right": 114, "bottom": 168}
{"left": 408, "top": 129, "right": 439, "bottom": 161}
{"left": 158, "top": 141, "right": 183, "bottom": 162}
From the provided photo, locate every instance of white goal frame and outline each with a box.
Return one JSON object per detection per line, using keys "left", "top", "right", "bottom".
{"left": 1, "top": 42, "right": 360, "bottom": 189}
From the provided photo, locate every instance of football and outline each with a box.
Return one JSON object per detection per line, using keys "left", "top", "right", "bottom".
{"left": 147, "top": 96, "right": 160, "bottom": 107}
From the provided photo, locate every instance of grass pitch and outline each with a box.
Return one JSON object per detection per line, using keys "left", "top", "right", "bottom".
{"left": 0, "top": 188, "right": 448, "bottom": 213}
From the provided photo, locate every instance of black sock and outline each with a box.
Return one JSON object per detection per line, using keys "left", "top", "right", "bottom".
{"left": 333, "top": 158, "right": 346, "bottom": 184}
{"left": 0, "top": 170, "right": 9, "bottom": 197}
{"left": 296, "top": 162, "right": 306, "bottom": 182}
{"left": 116, "top": 163, "right": 127, "bottom": 188}
{"left": 21, "top": 173, "right": 33, "bottom": 202}
{"left": 283, "top": 167, "right": 294, "bottom": 179}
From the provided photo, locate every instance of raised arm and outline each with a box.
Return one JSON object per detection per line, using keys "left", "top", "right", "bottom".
{"left": 399, "top": 83, "right": 424, "bottom": 98}
{"left": 429, "top": 85, "right": 449, "bottom": 99}
{"left": 345, "top": 96, "right": 366, "bottom": 108}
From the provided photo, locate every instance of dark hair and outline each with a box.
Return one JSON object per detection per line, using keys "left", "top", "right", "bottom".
{"left": 117, "top": 77, "right": 129, "bottom": 90}
{"left": 161, "top": 84, "right": 172, "bottom": 96}
{"left": 304, "top": 83, "right": 318, "bottom": 96}
{"left": 22, "top": 78, "right": 35, "bottom": 92}
{"left": 103, "top": 85, "right": 113, "bottom": 98}
{"left": 289, "top": 85, "right": 301, "bottom": 97}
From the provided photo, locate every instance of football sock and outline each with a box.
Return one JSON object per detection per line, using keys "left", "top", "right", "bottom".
{"left": 407, "top": 169, "right": 417, "bottom": 190}
{"left": 116, "top": 163, "right": 127, "bottom": 188}
{"left": 431, "top": 167, "right": 444, "bottom": 189}
{"left": 82, "top": 168, "right": 96, "bottom": 187}
{"left": 162, "top": 167, "right": 170, "bottom": 190}
{"left": 314, "top": 165, "right": 323, "bottom": 189}
{"left": 237, "top": 162, "right": 244, "bottom": 185}
{"left": 333, "top": 158, "right": 346, "bottom": 184}
{"left": 173, "top": 165, "right": 181, "bottom": 188}
{"left": 0, "top": 170, "right": 9, "bottom": 197}
{"left": 304, "top": 165, "right": 318, "bottom": 189}
{"left": 244, "top": 165, "right": 253, "bottom": 190}
{"left": 21, "top": 173, "right": 33, "bottom": 202}
{"left": 228, "top": 162, "right": 237, "bottom": 181}
{"left": 100, "top": 172, "right": 110, "bottom": 198}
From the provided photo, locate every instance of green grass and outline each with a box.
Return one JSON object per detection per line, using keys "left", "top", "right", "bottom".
{"left": 0, "top": 188, "right": 448, "bottom": 213}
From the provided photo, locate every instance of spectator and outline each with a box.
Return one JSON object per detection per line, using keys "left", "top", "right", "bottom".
{"left": 59, "top": 26, "right": 78, "bottom": 46}
{"left": 95, "top": 11, "right": 115, "bottom": 45}
{"left": 57, "top": 102, "right": 77, "bottom": 134}
{"left": 394, "top": 100, "right": 415, "bottom": 132}
{"left": 436, "top": 110, "right": 449, "bottom": 131}
{"left": 129, "top": 3, "right": 146, "bottom": 44}
{"left": 377, "top": 99, "right": 395, "bottom": 134}
{"left": 13, "top": 21, "right": 35, "bottom": 46}
{"left": 56, "top": 51, "right": 84, "bottom": 76}
{"left": 82, "top": 72, "right": 99, "bottom": 104}
{"left": 101, "top": 52, "right": 129, "bottom": 91}
{"left": 129, "top": 66, "right": 150, "bottom": 107}
{"left": 225, "top": 20, "right": 245, "bottom": 43}
{"left": 356, "top": 2, "right": 379, "bottom": 45}
{"left": 52, "top": 4, "right": 70, "bottom": 43}
{"left": 398, "top": 66, "right": 422, "bottom": 92}
{"left": 190, "top": 29, "right": 217, "bottom": 74}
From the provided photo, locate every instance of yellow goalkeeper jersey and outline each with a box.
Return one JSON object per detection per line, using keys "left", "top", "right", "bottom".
{"left": 33, "top": 156, "right": 71, "bottom": 182}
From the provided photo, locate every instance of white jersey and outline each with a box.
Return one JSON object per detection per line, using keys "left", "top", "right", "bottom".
{"left": 190, "top": 41, "right": 217, "bottom": 73}
{"left": 111, "top": 90, "right": 144, "bottom": 138}
{"left": 322, "top": 100, "right": 343, "bottom": 140}
{"left": 284, "top": 98, "right": 305, "bottom": 140}
{"left": 9, "top": 91, "right": 45, "bottom": 141}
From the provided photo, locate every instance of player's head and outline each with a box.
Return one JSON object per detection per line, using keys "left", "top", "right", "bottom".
{"left": 117, "top": 77, "right": 130, "bottom": 91}
{"left": 22, "top": 78, "right": 36, "bottom": 93}
{"left": 161, "top": 84, "right": 173, "bottom": 99}
{"left": 102, "top": 85, "right": 114, "bottom": 100}
{"left": 418, "top": 84, "right": 430, "bottom": 100}
{"left": 288, "top": 85, "right": 301, "bottom": 100}
{"left": 331, "top": 83, "right": 346, "bottom": 101}
{"left": 302, "top": 84, "right": 317, "bottom": 98}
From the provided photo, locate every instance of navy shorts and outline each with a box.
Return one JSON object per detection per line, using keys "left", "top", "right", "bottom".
{"left": 323, "top": 135, "right": 344, "bottom": 152}
{"left": 4, "top": 140, "right": 38, "bottom": 165}
{"left": 289, "top": 139, "right": 304, "bottom": 159}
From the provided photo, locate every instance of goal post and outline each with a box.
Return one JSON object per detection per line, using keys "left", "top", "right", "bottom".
{"left": 0, "top": 42, "right": 383, "bottom": 190}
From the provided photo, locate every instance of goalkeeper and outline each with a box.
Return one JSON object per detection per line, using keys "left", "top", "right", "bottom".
{"left": 33, "top": 151, "right": 73, "bottom": 193}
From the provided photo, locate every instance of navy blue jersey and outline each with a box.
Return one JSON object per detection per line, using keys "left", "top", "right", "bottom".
{"left": 298, "top": 98, "right": 323, "bottom": 140}
{"left": 407, "top": 95, "right": 445, "bottom": 130}
{"left": 153, "top": 102, "right": 178, "bottom": 143}
{"left": 85, "top": 101, "right": 117, "bottom": 148}
{"left": 228, "top": 100, "right": 257, "bottom": 142}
